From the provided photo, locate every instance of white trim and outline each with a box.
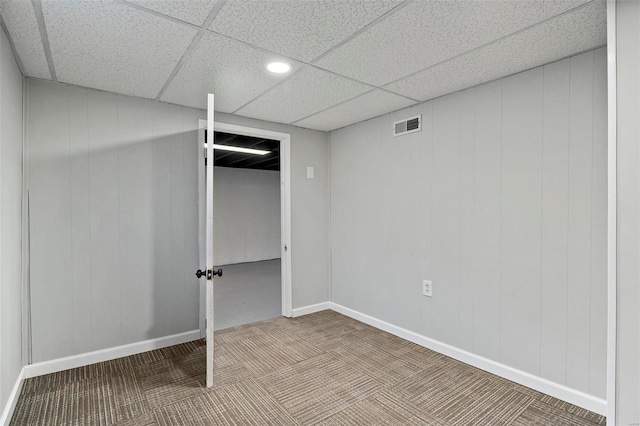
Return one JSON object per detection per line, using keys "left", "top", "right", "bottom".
{"left": 326, "top": 136, "right": 333, "bottom": 304}
{"left": 280, "top": 135, "right": 292, "bottom": 318}
{"left": 21, "top": 78, "right": 32, "bottom": 365}
{"left": 199, "top": 120, "right": 293, "bottom": 318}
{"left": 205, "top": 94, "right": 215, "bottom": 388}
{"left": 0, "top": 367, "right": 25, "bottom": 426}
{"left": 214, "top": 122, "right": 291, "bottom": 144}
{"left": 292, "top": 302, "right": 331, "bottom": 318}
{"left": 328, "top": 302, "right": 607, "bottom": 416}
{"left": 605, "top": 1, "right": 617, "bottom": 424}
{"left": 23, "top": 330, "right": 200, "bottom": 379}
{"left": 197, "top": 120, "right": 206, "bottom": 339}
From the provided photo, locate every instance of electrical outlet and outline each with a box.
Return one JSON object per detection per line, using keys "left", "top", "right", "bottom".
{"left": 422, "top": 280, "right": 432, "bottom": 297}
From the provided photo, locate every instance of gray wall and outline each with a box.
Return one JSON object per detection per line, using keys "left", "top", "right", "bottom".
{"left": 213, "top": 167, "right": 280, "bottom": 265}
{"left": 27, "top": 79, "right": 330, "bottom": 363}
{"left": 330, "top": 48, "right": 607, "bottom": 399}
{"left": 0, "top": 26, "right": 24, "bottom": 411}
{"left": 28, "top": 79, "right": 202, "bottom": 362}
{"left": 615, "top": 1, "right": 639, "bottom": 423}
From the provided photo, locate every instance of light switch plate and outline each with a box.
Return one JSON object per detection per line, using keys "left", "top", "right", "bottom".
{"left": 307, "top": 166, "right": 314, "bottom": 179}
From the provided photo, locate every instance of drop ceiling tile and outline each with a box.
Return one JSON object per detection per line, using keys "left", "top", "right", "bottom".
{"left": 41, "top": 0, "right": 197, "bottom": 99}
{"left": 0, "top": 0, "right": 51, "bottom": 79}
{"left": 294, "top": 89, "right": 415, "bottom": 132}
{"left": 126, "top": 0, "right": 218, "bottom": 26}
{"left": 209, "top": 0, "right": 403, "bottom": 63}
{"left": 385, "top": 1, "right": 606, "bottom": 102}
{"left": 161, "top": 31, "right": 304, "bottom": 113}
{"left": 315, "top": 0, "right": 591, "bottom": 86}
{"left": 235, "top": 66, "right": 371, "bottom": 124}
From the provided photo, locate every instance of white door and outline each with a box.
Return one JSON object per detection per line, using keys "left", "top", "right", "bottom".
{"left": 196, "top": 94, "right": 219, "bottom": 388}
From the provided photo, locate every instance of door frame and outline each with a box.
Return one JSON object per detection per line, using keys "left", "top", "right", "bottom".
{"left": 605, "top": 0, "right": 617, "bottom": 423}
{"left": 197, "top": 119, "right": 293, "bottom": 334}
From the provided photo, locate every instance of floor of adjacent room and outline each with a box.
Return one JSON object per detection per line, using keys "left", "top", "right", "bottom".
{"left": 11, "top": 310, "right": 605, "bottom": 426}
{"left": 214, "top": 259, "right": 282, "bottom": 330}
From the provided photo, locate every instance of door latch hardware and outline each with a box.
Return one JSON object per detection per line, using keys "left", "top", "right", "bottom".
{"left": 197, "top": 268, "right": 223, "bottom": 280}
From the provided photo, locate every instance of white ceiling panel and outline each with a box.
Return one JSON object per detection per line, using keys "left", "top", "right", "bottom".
{"left": 42, "top": 0, "right": 197, "bottom": 99}
{"left": 126, "top": 0, "right": 218, "bottom": 26}
{"left": 235, "top": 66, "right": 371, "bottom": 124}
{"left": 294, "top": 89, "right": 415, "bottom": 131}
{"left": 315, "top": 0, "right": 591, "bottom": 86}
{"left": 0, "top": 0, "right": 51, "bottom": 79}
{"left": 209, "top": 0, "right": 403, "bottom": 63}
{"left": 385, "top": 1, "right": 606, "bottom": 102}
{"left": 161, "top": 31, "right": 304, "bottom": 112}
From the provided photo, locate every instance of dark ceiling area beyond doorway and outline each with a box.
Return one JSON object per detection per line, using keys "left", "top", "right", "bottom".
{"left": 207, "top": 130, "right": 280, "bottom": 172}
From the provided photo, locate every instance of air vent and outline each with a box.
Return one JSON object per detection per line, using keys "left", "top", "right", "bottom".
{"left": 393, "top": 115, "right": 421, "bottom": 137}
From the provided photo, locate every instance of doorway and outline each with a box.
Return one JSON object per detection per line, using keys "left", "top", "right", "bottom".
{"left": 197, "top": 120, "right": 292, "bottom": 337}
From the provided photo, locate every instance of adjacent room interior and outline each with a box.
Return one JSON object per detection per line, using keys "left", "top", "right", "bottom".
{"left": 210, "top": 130, "right": 282, "bottom": 330}
{"left": 0, "top": 0, "right": 638, "bottom": 425}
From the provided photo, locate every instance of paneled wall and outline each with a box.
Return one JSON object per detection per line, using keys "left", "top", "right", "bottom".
{"left": 27, "top": 79, "right": 330, "bottom": 363}
{"left": 28, "top": 80, "right": 202, "bottom": 362}
{"left": 0, "top": 25, "right": 24, "bottom": 411}
{"left": 330, "top": 48, "right": 607, "bottom": 398}
{"left": 213, "top": 166, "right": 280, "bottom": 265}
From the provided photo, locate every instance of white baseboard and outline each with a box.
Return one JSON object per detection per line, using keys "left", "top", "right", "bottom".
{"left": 23, "top": 330, "right": 200, "bottom": 379}
{"left": 11, "top": 305, "right": 607, "bottom": 417}
{"left": 0, "top": 367, "right": 25, "bottom": 426}
{"left": 292, "top": 302, "right": 331, "bottom": 318}
{"left": 328, "top": 302, "right": 607, "bottom": 416}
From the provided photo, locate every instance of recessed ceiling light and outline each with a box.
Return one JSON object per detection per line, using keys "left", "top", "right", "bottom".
{"left": 204, "top": 143, "right": 270, "bottom": 156}
{"left": 266, "top": 61, "right": 291, "bottom": 74}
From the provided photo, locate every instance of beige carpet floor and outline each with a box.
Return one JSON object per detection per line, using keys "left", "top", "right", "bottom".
{"left": 11, "top": 310, "right": 606, "bottom": 425}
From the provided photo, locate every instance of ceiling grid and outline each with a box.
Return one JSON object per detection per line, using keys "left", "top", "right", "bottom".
{"left": 0, "top": 0, "right": 606, "bottom": 132}
{"left": 31, "top": 0, "right": 56, "bottom": 81}
{"left": 382, "top": 0, "right": 605, "bottom": 99}
{"left": 153, "top": 0, "right": 229, "bottom": 100}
